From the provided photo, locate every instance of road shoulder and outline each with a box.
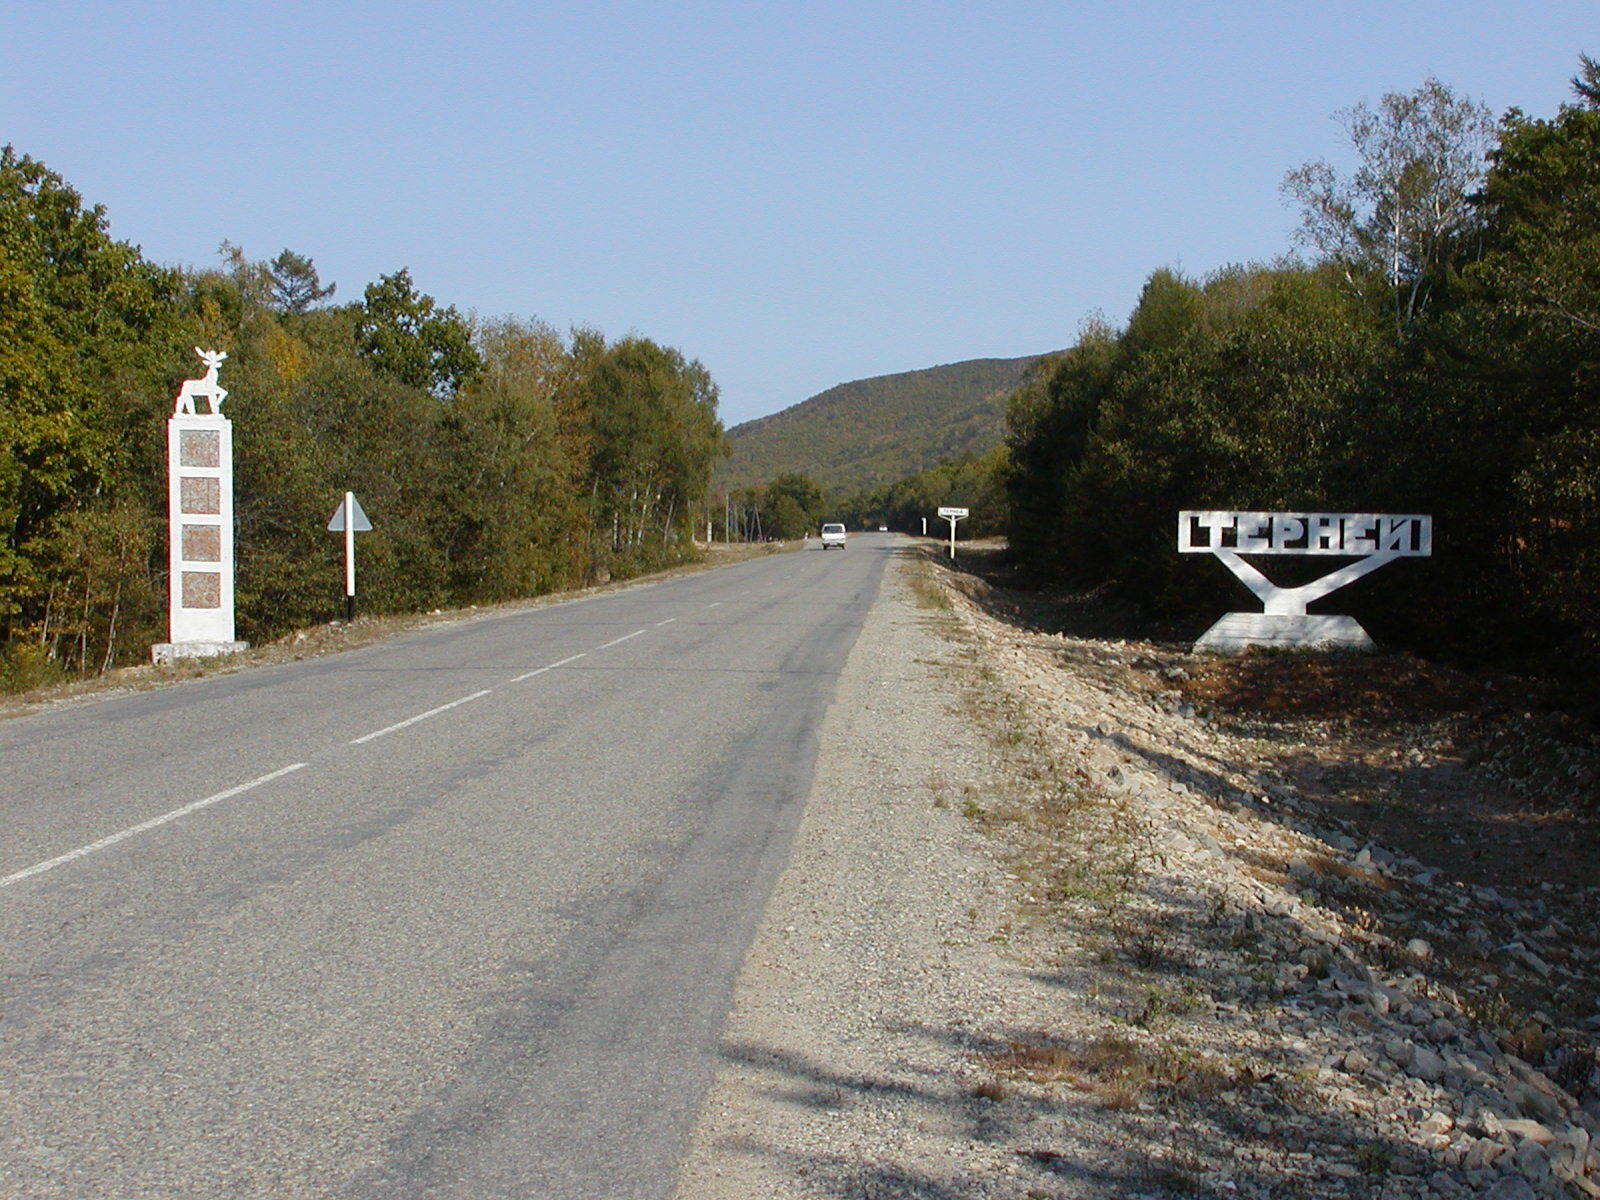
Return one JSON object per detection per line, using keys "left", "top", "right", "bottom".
{"left": 673, "top": 547, "right": 1110, "bottom": 1198}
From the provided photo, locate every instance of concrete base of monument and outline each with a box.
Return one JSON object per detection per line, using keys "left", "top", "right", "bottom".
{"left": 151, "top": 640, "right": 250, "bottom": 665}
{"left": 1194, "top": 613, "right": 1375, "bottom": 654}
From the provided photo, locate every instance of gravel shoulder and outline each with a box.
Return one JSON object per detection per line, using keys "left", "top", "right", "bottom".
{"left": 677, "top": 545, "right": 1600, "bottom": 1200}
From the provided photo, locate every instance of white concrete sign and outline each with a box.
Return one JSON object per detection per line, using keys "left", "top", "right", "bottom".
{"left": 153, "top": 350, "right": 247, "bottom": 663}
{"left": 1178, "top": 510, "right": 1432, "bottom": 652}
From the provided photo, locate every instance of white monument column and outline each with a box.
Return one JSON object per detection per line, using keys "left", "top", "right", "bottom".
{"left": 152, "top": 349, "right": 248, "bottom": 663}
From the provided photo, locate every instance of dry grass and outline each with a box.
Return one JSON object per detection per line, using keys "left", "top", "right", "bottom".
{"left": 984, "top": 1032, "right": 1235, "bottom": 1109}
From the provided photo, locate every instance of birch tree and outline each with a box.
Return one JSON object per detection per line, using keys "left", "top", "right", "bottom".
{"left": 1283, "top": 78, "right": 1495, "bottom": 330}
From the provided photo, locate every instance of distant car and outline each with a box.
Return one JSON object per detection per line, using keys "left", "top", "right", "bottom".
{"left": 878, "top": 525, "right": 887, "bottom": 532}
{"left": 820, "top": 522, "right": 847, "bottom": 549}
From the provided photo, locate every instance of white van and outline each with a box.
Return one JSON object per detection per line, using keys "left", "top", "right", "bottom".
{"left": 820, "top": 522, "right": 847, "bottom": 549}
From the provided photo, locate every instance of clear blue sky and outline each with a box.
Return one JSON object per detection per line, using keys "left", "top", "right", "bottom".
{"left": 3, "top": 2, "right": 1593, "bottom": 426}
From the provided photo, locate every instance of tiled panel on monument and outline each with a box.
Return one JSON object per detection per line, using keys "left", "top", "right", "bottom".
{"left": 180, "top": 476, "right": 221, "bottom": 515}
{"left": 181, "top": 571, "right": 222, "bottom": 609}
{"left": 179, "top": 429, "right": 221, "bottom": 468}
{"left": 181, "top": 524, "right": 222, "bottom": 562}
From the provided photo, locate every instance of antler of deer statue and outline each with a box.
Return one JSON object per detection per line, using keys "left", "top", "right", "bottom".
{"left": 174, "top": 348, "right": 229, "bottom": 415}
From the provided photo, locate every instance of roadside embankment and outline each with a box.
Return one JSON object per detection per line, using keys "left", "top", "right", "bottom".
{"left": 679, "top": 543, "right": 1600, "bottom": 1199}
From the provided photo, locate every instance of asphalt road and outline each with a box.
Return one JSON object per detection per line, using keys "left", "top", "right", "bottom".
{"left": 0, "top": 534, "right": 895, "bottom": 1199}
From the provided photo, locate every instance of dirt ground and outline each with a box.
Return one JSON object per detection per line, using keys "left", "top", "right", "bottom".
{"left": 945, "top": 543, "right": 1600, "bottom": 1031}
{"left": 948, "top": 546, "right": 1599, "bottom": 864}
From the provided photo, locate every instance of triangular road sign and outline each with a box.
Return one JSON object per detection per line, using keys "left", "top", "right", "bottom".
{"left": 327, "top": 494, "right": 373, "bottom": 532}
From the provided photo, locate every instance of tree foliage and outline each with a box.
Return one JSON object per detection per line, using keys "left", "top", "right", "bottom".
{"left": 1004, "top": 64, "right": 1600, "bottom": 681}
{"left": 1283, "top": 78, "right": 1495, "bottom": 329}
{"left": 267, "top": 249, "right": 336, "bottom": 315}
{"left": 0, "top": 155, "right": 727, "bottom": 686}
{"left": 355, "top": 268, "right": 482, "bottom": 397}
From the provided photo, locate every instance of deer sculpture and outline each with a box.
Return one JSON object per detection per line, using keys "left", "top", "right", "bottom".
{"left": 174, "top": 348, "right": 229, "bottom": 415}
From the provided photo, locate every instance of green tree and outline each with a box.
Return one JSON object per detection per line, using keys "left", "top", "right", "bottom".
{"left": 433, "top": 318, "right": 590, "bottom": 598}
{"left": 577, "top": 335, "right": 724, "bottom": 568}
{"left": 267, "top": 249, "right": 336, "bottom": 315}
{"left": 759, "top": 472, "right": 824, "bottom": 539}
{"left": 0, "top": 146, "right": 181, "bottom": 639}
{"left": 355, "top": 268, "right": 482, "bottom": 397}
{"left": 1410, "top": 66, "right": 1600, "bottom": 657}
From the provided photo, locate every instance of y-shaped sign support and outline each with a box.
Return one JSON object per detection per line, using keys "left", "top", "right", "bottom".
{"left": 1211, "top": 548, "right": 1400, "bottom": 617}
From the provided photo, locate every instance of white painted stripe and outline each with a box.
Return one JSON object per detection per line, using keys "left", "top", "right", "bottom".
{"left": 655, "top": 618, "right": 676, "bottom": 626}
{"left": 0, "top": 763, "right": 309, "bottom": 889}
{"left": 508, "top": 651, "right": 588, "bottom": 683}
{"left": 706, "top": 601, "right": 722, "bottom": 609}
{"left": 350, "top": 689, "right": 493, "bottom": 745}
{"left": 593, "top": 629, "right": 647, "bottom": 651}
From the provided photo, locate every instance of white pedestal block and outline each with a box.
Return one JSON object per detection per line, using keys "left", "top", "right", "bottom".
{"left": 1194, "top": 612, "right": 1376, "bottom": 654}
{"left": 151, "top": 640, "right": 249, "bottom": 664}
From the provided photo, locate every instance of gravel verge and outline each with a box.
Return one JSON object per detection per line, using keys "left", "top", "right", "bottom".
{"left": 677, "top": 546, "right": 1600, "bottom": 1200}
{"left": 674, "top": 548, "right": 1139, "bottom": 1198}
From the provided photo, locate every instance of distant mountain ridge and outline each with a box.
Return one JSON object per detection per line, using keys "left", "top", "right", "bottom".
{"left": 717, "top": 354, "right": 1048, "bottom": 494}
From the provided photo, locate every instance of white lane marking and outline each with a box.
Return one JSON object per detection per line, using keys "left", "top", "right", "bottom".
{"left": 593, "top": 629, "right": 647, "bottom": 651}
{"left": 508, "top": 651, "right": 587, "bottom": 683}
{"left": 350, "top": 689, "right": 493, "bottom": 745}
{"left": 706, "top": 602, "right": 722, "bottom": 609}
{"left": 0, "top": 763, "right": 309, "bottom": 890}
{"left": 655, "top": 618, "right": 676, "bottom": 626}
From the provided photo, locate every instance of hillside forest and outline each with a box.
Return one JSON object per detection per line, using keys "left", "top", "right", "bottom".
{"left": 716, "top": 355, "right": 1038, "bottom": 495}
{"left": 746, "top": 62, "right": 1597, "bottom": 686}
{"left": 0, "top": 146, "right": 724, "bottom": 689}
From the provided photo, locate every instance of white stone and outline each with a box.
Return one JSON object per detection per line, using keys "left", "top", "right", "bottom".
{"left": 151, "top": 641, "right": 247, "bottom": 664}
{"left": 1502, "top": 1119, "right": 1557, "bottom": 1145}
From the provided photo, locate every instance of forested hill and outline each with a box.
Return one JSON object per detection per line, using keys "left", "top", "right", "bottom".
{"left": 717, "top": 355, "right": 1046, "bottom": 493}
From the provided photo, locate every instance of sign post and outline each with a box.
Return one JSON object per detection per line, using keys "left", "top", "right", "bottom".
{"left": 921, "top": 517, "right": 927, "bottom": 537}
{"left": 937, "top": 506, "right": 968, "bottom": 560}
{"left": 1178, "top": 510, "right": 1431, "bottom": 652}
{"left": 327, "top": 492, "right": 373, "bottom": 621}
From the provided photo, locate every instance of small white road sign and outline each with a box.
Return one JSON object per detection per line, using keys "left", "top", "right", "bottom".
{"left": 327, "top": 492, "right": 372, "bottom": 619}
{"left": 937, "top": 506, "right": 968, "bottom": 559}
